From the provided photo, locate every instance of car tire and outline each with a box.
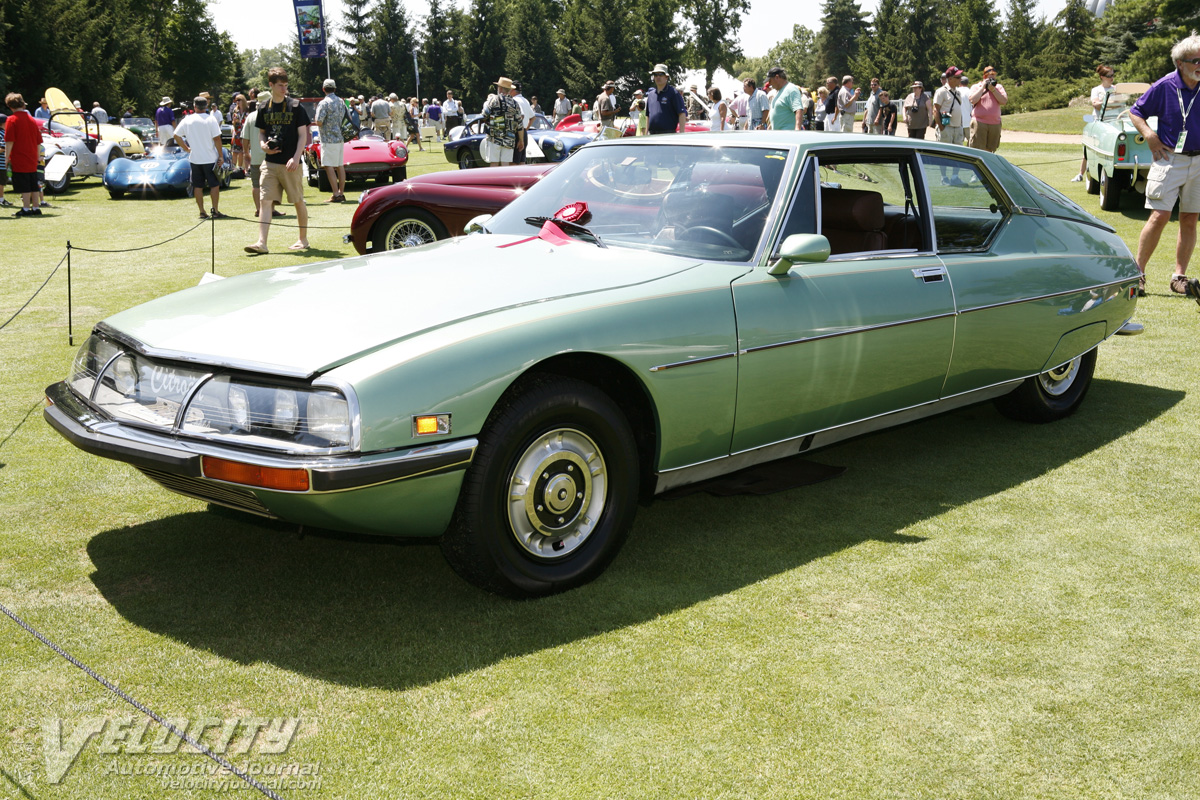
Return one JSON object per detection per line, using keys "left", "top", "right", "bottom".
{"left": 458, "top": 148, "right": 478, "bottom": 170}
{"left": 441, "top": 374, "right": 640, "bottom": 597}
{"left": 1099, "top": 170, "right": 1126, "bottom": 211}
{"left": 371, "top": 207, "right": 449, "bottom": 250}
{"left": 317, "top": 168, "right": 330, "bottom": 193}
{"left": 44, "top": 170, "right": 71, "bottom": 194}
{"left": 108, "top": 190, "right": 124, "bottom": 200}
{"left": 1084, "top": 155, "right": 1100, "bottom": 195}
{"left": 391, "top": 166, "right": 407, "bottom": 183}
{"left": 994, "top": 349, "right": 1097, "bottom": 424}
{"left": 375, "top": 170, "right": 391, "bottom": 186}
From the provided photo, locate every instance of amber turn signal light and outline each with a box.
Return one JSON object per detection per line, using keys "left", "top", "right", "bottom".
{"left": 202, "top": 456, "right": 310, "bottom": 491}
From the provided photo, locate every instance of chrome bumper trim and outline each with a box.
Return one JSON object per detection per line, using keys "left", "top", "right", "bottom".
{"left": 44, "top": 381, "right": 476, "bottom": 494}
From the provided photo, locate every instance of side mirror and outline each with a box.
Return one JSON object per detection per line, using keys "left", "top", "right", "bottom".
{"left": 464, "top": 214, "right": 493, "bottom": 234}
{"left": 768, "top": 234, "right": 830, "bottom": 276}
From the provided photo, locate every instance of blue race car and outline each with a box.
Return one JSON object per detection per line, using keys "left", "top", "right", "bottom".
{"left": 103, "top": 144, "right": 232, "bottom": 199}
{"left": 443, "top": 113, "right": 594, "bottom": 169}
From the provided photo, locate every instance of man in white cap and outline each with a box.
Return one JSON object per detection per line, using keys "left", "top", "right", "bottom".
{"left": 595, "top": 80, "right": 618, "bottom": 128}
{"left": 645, "top": 64, "right": 687, "bottom": 135}
{"left": 552, "top": 88, "right": 571, "bottom": 127}
{"left": 155, "top": 96, "right": 175, "bottom": 144}
{"left": 835, "top": 74, "right": 859, "bottom": 133}
{"left": 315, "top": 78, "right": 348, "bottom": 201}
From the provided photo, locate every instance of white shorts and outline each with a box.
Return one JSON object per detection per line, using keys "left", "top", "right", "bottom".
{"left": 157, "top": 124, "right": 174, "bottom": 143}
{"left": 320, "top": 142, "right": 345, "bottom": 167}
{"left": 1144, "top": 153, "right": 1200, "bottom": 214}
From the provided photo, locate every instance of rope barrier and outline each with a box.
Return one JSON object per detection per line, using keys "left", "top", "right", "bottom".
{"left": 0, "top": 600, "right": 289, "bottom": 800}
{"left": 0, "top": 253, "right": 68, "bottom": 332}
{"left": 67, "top": 219, "right": 209, "bottom": 253}
{"left": 215, "top": 211, "right": 351, "bottom": 230}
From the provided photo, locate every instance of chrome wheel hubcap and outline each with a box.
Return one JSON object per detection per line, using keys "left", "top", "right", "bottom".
{"left": 386, "top": 218, "right": 436, "bottom": 249}
{"left": 507, "top": 428, "right": 606, "bottom": 559}
{"left": 1039, "top": 357, "right": 1080, "bottom": 396}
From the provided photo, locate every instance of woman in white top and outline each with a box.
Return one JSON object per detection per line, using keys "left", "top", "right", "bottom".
{"left": 708, "top": 87, "right": 728, "bottom": 131}
{"left": 1074, "top": 65, "right": 1116, "bottom": 181}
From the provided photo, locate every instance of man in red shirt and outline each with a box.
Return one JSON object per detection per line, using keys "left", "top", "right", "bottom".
{"left": 4, "top": 93, "right": 42, "bottom": 217}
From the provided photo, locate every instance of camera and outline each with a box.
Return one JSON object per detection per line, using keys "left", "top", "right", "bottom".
{"left": 266, "top": 136, "right": 281, "bottom": 151}
{"left": 987, "top": 78, "right": 998, "bottom": 88}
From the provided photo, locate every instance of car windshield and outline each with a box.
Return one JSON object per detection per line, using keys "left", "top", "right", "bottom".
{"left": 487, "top": 142, "right": 791, "bottom": 262}
{"left": 1099, "top": 91, "right": 1140, "bottom": 122}
{"left": 47, "top": 120, "right": 84, "bottom": 138}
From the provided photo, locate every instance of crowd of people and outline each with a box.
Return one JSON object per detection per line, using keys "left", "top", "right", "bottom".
{"left": 5, "top": 37, "right": 1200, "bottom": 289}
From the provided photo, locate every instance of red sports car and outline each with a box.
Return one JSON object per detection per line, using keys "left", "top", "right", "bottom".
{"left": 305, "top": 128, "right": 409, "bottom": 193}
{"left": 346, "top": 163, "right": 557, "bottom": 254}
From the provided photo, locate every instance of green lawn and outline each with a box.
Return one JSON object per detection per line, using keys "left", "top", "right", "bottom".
{"left": 3, "top": 143, "right": 1200, "bottom": 799}
{"left": 1003, "top": 105, "right": 1090, "bottom": 136}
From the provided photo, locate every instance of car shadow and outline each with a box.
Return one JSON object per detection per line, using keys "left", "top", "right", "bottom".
{"left": 86, "top": 378, "right": 1182, "bottom": 691}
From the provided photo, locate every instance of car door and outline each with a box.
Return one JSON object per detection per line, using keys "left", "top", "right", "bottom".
{"left": 730, "top": 150, "right": 956, "bottom": 454}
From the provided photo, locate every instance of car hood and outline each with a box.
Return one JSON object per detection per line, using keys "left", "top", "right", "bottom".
{"left": 103, "top": 234, "right": 705, "bottom": 378}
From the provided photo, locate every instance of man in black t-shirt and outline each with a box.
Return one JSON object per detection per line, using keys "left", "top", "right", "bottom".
{"left": 245, "top": 67, "right": 311, "bottom": 254}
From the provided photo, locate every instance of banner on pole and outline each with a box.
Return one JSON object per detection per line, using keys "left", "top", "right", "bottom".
{"left": 294, "top": 0, "right": 327, "bottom": 59}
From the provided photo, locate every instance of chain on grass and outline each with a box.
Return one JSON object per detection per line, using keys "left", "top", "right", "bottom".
{"left": 0, "top": 601, "right": 289, "bottom": 800}
{"left": 0, "top": 252, "right": 68, "bottom": 332}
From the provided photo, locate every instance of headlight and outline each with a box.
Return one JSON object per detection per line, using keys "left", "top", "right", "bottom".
{"left": 182, "top": 377, "right": 352, "bottom": 451}
{"left": 553, "top": 140, "right": 564, "bottom": 151}
{"left": 66, "top": 335, "right": 355, "bottom": 453}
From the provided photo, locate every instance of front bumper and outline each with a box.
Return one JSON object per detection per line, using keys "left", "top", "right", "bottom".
{"left": 45, "top": 381, "right": 476, "bottom": 534}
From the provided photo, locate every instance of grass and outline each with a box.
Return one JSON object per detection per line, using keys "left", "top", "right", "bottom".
{"left": 3, "top": 142, "right": 1200, "bottom": 799}
{"left": 1002, "top": 106, "right": 1091, "bottom": 136}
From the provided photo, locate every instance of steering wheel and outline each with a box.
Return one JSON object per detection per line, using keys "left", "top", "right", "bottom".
{"left": 680, "top": 226, "right": 741, "bottom": 247}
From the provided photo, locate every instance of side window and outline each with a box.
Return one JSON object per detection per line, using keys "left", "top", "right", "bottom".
{"left": 920, "top": 155, "right": 1009, "bottom": 252}
{"left": 773, "top": 156, "right": 818, "bottom": 253}
{"left": 815, "top": 157, "right": 925, "bottom": 256}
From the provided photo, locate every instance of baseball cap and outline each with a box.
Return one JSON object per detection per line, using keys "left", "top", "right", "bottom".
{"left": 323, "top": 78, "right": 337, "bottom": 90}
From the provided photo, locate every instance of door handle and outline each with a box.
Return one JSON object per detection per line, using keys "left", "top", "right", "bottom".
{"left": 912, "top": 266, "right": 946, "bottom": 283}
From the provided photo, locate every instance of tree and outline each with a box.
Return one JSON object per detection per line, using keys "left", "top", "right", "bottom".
{"left": 766, "top": 25, "right": 818, "bottom": 88}
{"left": 1036, "top": 0, "right": 1096, "bottom": 78}
{"left": 682, "top": 0, "right": 751, "bottom": 89}
{"left": 814, "top": 0, "right": 868, "bottom": 82}
{"left": 947, "top": 0, "right": 1002, "bottom": 73}
{"left": 359, "top": 0, "right": 416, "bottom": 97}
{"left": 459, "top": 0, "right": 506, "bottom": 109}
{"left": 504, "top": 0, "right": 560, "bottom": 105}
{"left": 856, "top": 0, "right": 910, "bottom": 95}
{"left": 158, "top": 0, "right": 237, "bottom": 104}
{"left": 419, "top": 0, "right": 457, "bottom": 100}
{"left": 336, "top": 0, "right": 373, "bottom": 90}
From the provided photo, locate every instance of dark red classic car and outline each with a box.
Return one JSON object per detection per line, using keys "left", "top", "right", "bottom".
{"left": 346, "top": 163, "right": 557, "bottom": 253}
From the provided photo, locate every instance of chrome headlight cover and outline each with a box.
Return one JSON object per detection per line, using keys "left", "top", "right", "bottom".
{"left": 65, "top": 333, "right": 359, "bottom": 455}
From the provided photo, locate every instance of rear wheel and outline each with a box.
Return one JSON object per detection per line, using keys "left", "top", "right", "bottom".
{"left": 1099, "top": 169, "right": 1126, "bottom": 211}
{"left": 458, "top": 148, "right": 478, "bottom": 170}
{"left": 994, "top": 349, "right": 1097, "bottom": 423}
{"left": 108, "top": 190, "right": 124, "bottom": 200}
{"left": 371, "top": 207, "right": 448, "bottom": 251}
{"left": 441, "top": 375, "right": 640, "bottom": 597}
{"left": 391, "top": 166, "right": 407, "bottom": 183}
{"left": 317, "top": 168, "right": 330, "bottom": 193}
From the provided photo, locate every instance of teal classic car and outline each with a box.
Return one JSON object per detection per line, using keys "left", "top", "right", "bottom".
{"left": 1081, "top": 82, "right": 1153, "bottom": 211}
{"left": 45, "top": 133, "right": 1141, "bottom": 596}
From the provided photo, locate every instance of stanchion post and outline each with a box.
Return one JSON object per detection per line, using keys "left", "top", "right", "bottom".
{"left": 67, "top": 242, "right": 74, "bottom": 346}
{"left": 211, "top": 214, "right": 216, "bottom": 274}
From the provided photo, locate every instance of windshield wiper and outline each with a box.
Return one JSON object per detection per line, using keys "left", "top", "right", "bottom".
{"left": 524, "top": 215, "right": 607, "bottom": 248}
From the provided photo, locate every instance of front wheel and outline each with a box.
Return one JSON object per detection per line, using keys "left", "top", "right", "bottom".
{"left": 371, "top": 207, "right": 448, "bottom": 250}
{"left": 441, "top": 375, "right": 640, "bottom": 597}
{"left": 994, "top": 349, "right": 1097, "bottom": 423}
{"left": 108, "top": 190, "right": 124, "bottom": 200}
{"left": 44, "top": 170, "right": 72, "bottom": 194}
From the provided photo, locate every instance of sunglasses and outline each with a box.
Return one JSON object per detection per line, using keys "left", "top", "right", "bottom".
{"left": 1181, "top": 57, "right": 1200, "bottom": 65}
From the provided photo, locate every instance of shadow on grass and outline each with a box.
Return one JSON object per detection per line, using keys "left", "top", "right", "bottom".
{"left": 87, "top": 378, "right": 1182, "bottom": 691}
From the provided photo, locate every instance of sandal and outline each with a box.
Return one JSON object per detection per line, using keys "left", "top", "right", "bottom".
{"left": 244, "top": 244, "right": 268, "bottom": 255}
{"left": 210, "top": 210, "right": 227, "bottom": 219}
{"left": 1138, "top": 274, "right": 1146, "bottom": 297}
{"left": 288, "top": 241, "right": 309, "bottom": 251}
{"left": 199, "top": 211, "right": 209, "bottom": 220}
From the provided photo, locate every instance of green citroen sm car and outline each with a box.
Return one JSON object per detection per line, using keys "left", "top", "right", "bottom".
{"left": 46, "top": 133, "right": 1141, "bottom": 597}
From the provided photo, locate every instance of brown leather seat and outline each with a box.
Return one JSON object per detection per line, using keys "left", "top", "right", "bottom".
{"left": 820, "top": 187, "right": 887, "bottom": 254}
